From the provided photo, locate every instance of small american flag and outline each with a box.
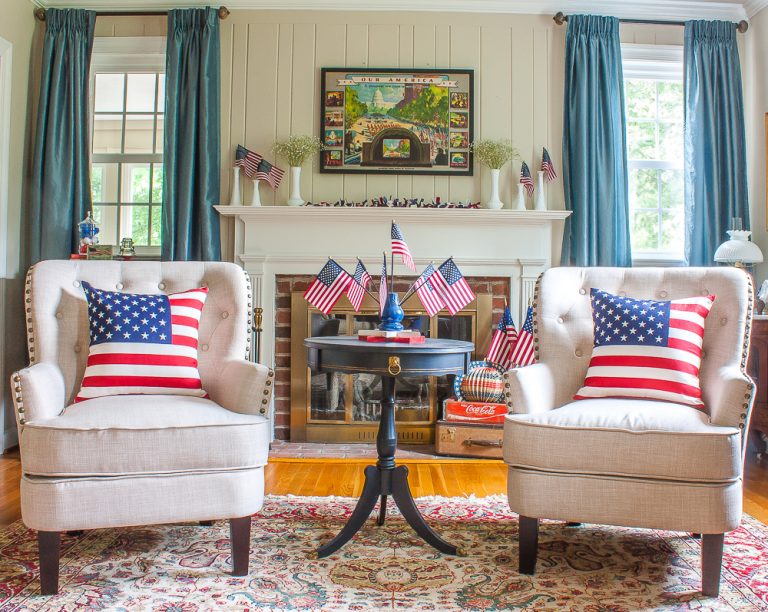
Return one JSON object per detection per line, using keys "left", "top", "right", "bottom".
{"left": 520, "top": 161, "right": 534, "bottom": 198}
{"left": 575, "top": 289, "right": 714, "bottom": 407}
{"left": 541, "top": 147, "right": 557, "bottom": 182}
{"left": 235, "top": 145, "right": 262, "bottom": 177}
{"left": 391, "top": 222, "right": 416, "bottom": 272}
{"left": 379, "top": 254, "right": 388, "bottom": 316}
{"left": 486, "top": 306, "right": 518, "bottom": 370}
{"left": 431, "top": 259, "right": 475, "bottom": 315}
{"left": 76, "top": 282, "right": 208, "bottom": 402}
{"left": 347, "top": 260, "right": 371, "bottom": 312}
{"left": 510, "top": 306, "right": 535, "bottom": 367}
{"left": 254, "top": 158, "right": 285, "bottom": 190}
{"left": 415, "top": 264, "right": 445, "bottom": 317}
{"left": 304, "top": 259, "right": 351, "bottom": 315}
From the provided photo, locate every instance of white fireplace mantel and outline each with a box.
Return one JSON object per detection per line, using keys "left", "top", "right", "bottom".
{"left": 215, "top": 205, "right": 570, "bottom": 370}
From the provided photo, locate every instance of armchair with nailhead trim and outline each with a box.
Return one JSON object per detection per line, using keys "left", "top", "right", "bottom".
{"left": 10, "top": 261, "right": 273, "bottom": 595}
{"left": 501, "top": 267, "right": 754, "bottom": 598}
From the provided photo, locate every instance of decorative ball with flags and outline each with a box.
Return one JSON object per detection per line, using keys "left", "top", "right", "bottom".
{"left": 454, "top": 361, "right": 506, "bottom": 403}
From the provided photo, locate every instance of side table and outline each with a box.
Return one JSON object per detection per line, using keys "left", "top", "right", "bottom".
{"left": 748, "top": 315, "right": 768, "bottom": 460}
{"left": 305, "top": 335, "right": 473, "bottom": 557}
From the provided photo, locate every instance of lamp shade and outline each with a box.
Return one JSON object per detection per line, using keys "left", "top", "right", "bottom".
{"left": 713, "top": 230, "right": 764, "bottom": 264}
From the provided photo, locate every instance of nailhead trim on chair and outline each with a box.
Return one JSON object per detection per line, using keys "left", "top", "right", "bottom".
{"left": 24, "top": 266, "right": 36, "bottom": 365}
{"left": 243, "top": 269, "right": 253, "bottom": 360}
{"left": 738, "top": 271, "right": 756, "bottom": 439}
{"left": 259, "top": 369, "right": 276, "bottom": 414}
{"left": 11, "top": 372, "right": 25, "bottom": 426}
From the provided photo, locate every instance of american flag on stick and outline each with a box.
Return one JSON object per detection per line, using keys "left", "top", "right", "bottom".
{"left": 520, "top": 161, "right": 534, "bottom": 198}
{"left": 510, "top": 306, "right": 535, "bottom": 367}
{"left": 430, "top": 259, "right": 475, "bottom": 315}
{"left": 235, "top": 145, "right": 262, "bottom": 177}
{"left": 254, "top": 158, "right": 285, "bottom": 190}
{"left": 346, "top": 259, "right": 371, "bottom": 312}
{"left": 391, "top": 222, "right": 416, "bottom": 272}
{"left": 379, "top": 254, "right": 388, "bottom": 316}
{"left": 541, "top": 147, "right": 557, "bottom": 182}
{"left": 486, "top": 306, "right": 518, "bottom": 370}
{"left": 414, "top": 263, "right": 445, "bottom": 317}
{"left": 303, "top": 259, "right": 352, "bottom": 315}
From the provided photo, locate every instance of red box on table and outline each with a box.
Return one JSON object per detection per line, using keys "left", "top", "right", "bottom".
{"left": 443, "top": 400, "right": 509, "bottom": 424}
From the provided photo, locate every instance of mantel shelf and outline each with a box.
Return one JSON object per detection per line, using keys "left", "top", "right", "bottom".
{"left": 214, "top": 205, "right": 571, "bottom": 224}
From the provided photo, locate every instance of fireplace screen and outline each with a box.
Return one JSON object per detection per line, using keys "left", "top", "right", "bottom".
{"left": 291, "top": 292, "right": 490, "bottom": 444}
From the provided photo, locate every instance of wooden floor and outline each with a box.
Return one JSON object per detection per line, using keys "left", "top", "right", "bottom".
{"left": 0, "top": 449, "right": 766, "bottom": 527}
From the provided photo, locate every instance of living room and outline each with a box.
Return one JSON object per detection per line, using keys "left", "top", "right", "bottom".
{"left": 1, "top": 0, "right": 768, "bottom": 609}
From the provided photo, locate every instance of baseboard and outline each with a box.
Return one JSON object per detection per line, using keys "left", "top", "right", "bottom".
{"left": 3, "top": 426, "right": 17, "bottom": 451}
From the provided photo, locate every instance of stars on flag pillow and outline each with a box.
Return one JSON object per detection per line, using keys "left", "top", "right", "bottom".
{"left": 574, "top": 288, "right": 715, "bottom": 408}
{"left": 75, "top": 282, "right": 209, "bottom": 402}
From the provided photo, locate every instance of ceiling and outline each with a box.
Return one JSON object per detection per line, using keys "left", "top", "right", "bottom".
{"left": 29, "top": 0, "right": 768, "bottom": 21}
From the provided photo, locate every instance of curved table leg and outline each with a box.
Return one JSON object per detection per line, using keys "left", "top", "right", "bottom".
{"left": 317, "top": 465, "right": 381, "bottom": 558}
{"left": 391, "top": 465, "right": 459, "bottom": 555}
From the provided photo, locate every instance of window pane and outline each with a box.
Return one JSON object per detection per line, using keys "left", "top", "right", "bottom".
{"left": 92, "top": 205, "right": 118, "bottom": 245}
{"left": 629, "top": 168, "right": 658, "bottom": 210}
{"left": 157, "top": 74, "right": 165, "bottom": 112}
{"left": 91, "top": 163, "right": 119, "bottom": 203}
{"left": 126, "top": 73, "right": 156, "bottom": 112}
{"left": 631, "top": 210, "right": 659, "bottom": 251}
{"left": 122, "top": 163, "right": 151, "bottom": 203}
{"left": 151, "top": 205, "right": 162, "bottom": 246}
{"left": 625, "top": 79, "right": 656, "bottom": 119}
{"left": 151, "top": 163, "right": 164, "bottom": 204}
{"left": 661, "top": 210, "right": 684, "bottom": 253}
{"left": 155, "top": 114, "right": 164, "bottom": 154}
{"left": 657, "top": 81, "right": 683, "bottom": 120}
{"left": 658, "top": 121, "right": 682, "bottom": 160}
{"left": 124, "top": 114, "right": 155, "bottom": 154}
{"left": 121, "top": 205, "right": 150, "bottom": 245}
{"left": 94, "top": 74, "right": 124, "bottom": 112}
{"left": 659, "top": 169, "right": 684, "bottom": 209}
{"left": 627, "top": 121, "right": 656, "bottom": 159}
{"left": 92, "top": 114, "right": 123, "bottom": 154}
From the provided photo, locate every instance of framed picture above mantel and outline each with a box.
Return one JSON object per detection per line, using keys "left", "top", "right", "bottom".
{"left": 319, "top": 67, "right": 474, "bottom": 176}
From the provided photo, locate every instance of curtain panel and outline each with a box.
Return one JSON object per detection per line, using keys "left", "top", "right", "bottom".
{"left": 29, "top": 9, "right": 95, "bottom": 263}
{"left": 684, "top": 20, "right": 749, "bottom": 266}
{"left": 163, "top": 7, "right": 221, "bottom": 261}
{"left": 562, "top": 15, "right": 631, "bottom": 267}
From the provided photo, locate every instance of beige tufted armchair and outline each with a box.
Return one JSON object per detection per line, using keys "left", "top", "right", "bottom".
{"left": 10, "top": 261, "right": 274, "bottom": 595}
{"left": 502, "top": 267, "right": 754, "bottom": 598}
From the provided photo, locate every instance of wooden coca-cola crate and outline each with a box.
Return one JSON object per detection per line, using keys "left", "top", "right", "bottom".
{"left": 435, "top": 420, "right": 504, "bottom": 459}
{"left": 443, "top": 399, "right": 509, "bottom": 424}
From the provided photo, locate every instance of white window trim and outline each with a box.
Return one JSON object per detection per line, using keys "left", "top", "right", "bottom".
{"left": 622, "top": 43, "right": 686, "bottom": 267}
{"left": 91, "top": 37, "right": 166, "bottom": 255}
{"left": 0, "top": 37, "right": 12, "bottom": 278}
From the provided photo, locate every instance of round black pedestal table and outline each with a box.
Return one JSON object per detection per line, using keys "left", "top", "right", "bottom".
{"left": 304, "top": 335, "right": 474, "bottom": 558}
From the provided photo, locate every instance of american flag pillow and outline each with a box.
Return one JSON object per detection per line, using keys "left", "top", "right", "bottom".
{"left": 75, "top": 282, "right": 209, "bottom": 402}
{"left": 574, "top": 289, "right": 715, "bottom": 408}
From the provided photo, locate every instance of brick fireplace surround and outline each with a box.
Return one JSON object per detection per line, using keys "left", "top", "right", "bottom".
{"left": 273, "top": 274, "right": 510, "bottom": 440}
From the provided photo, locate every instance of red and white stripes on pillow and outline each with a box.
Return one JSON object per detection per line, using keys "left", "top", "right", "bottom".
{"left": 75, "top": 282, "right": 209, "bottom": 402}
{"left": 574, "top": 288, "right": 715, "bottom": 408}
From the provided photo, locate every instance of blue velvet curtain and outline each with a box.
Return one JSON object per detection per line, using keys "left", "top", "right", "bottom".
{"left": 562, "top": 15, "right": 631, "bottom": 266}
{"left": 163, "top": 8, "right": 221, "bottom": 261}
{"left": 29, "top": 9, "right": 95, "bottom": 263}
{"left": 684, "top": 20, "right": 749, "bottom": 266}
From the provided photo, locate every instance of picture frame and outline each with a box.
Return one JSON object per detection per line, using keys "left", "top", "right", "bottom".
{"left": 319, "top": 67, "right": 474, "bottom": 176}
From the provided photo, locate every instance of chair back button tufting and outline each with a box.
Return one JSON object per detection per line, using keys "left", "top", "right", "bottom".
{"left": 74, "top": 344, "right": 81, "bottom": 353}
{"left": 579, "top": 288, "right": 586, "bottom": 295}
{"left": 116, "top": 283, "right": 124, "bottom": 290}
{"left": 575, "top": 349, "right": 583, "bottom": 357}
{"left": 158, "top": 282, "right": 166, "bottom": 290}
{"left": 201, "top": 344, "right": 209, "bottom": 351}
{"left": 73, "top": 281, "right": 80, "bottom": 288}
{"left": 55, "top": 312, "right": 63, "bottom": 319}
{"left": 721, "top": 318, "right": 728, "bottom": 325}
{"left": 557, "top": 317, "right": 564, "bottom": 324}
{"left": 659, "top": 290, "right": 668, "bottom": 298}
{"left": 221, "top": 311, "right": 229, "bottom": 319}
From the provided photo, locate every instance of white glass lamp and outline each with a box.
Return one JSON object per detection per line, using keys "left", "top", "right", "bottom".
{"left": 713, "top": 229, "right": 764, "bottom": 267}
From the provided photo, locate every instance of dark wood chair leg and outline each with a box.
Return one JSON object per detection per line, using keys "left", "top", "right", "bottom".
{"left": 565, "top": 522, "right": 581, "bottom": 527}
{"left": 701, "top": 533, "right": 724, "bottom": 597}
{"left": 518, "top": 516, "right": 539, "bottom": 575}
{"left": 229, "top": 516, "right": 251, "bottom": 576}
{"left": 199, "top": 520, "right": 214, "bottom": 526}
{"left": 691, "top": 533, "right": 702, "bottom": 539}
{"left": 38, "top": 531, "right": 60, "bottom": 595}
{"left": 66, "top": 530, "right": 84, "bottom": 537}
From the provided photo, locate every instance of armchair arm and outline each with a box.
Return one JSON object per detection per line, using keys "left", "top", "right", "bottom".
{"left": 703, "top": 365, "right": 754, "bottom": 434}
{"left": 504, "top": 362, "right": 572, "bottom": 414}
{"left": 10, "top": 362, "right": 67, "bottom": 425}
{"left": 207, "top": 360, "right": 275, "bottom": 417}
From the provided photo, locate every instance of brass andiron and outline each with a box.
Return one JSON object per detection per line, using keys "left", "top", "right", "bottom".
{"left": 253, "top": 307, "right": 263, "bottom": 363}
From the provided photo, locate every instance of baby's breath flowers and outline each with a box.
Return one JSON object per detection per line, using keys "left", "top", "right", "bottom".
{"left": 272, "top": 135, "right": 324, "bottom": 167}
{"left": 470, "top": 140, "right": 519, "bottom": 170}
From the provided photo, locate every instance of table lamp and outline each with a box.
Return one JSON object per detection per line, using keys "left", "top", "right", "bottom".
{"left": 713, "top": 218, "right": 763, "bottom": 268}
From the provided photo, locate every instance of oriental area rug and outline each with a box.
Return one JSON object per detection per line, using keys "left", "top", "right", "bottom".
{"left": 1, "top": 495, "right": 767, "bottom": 611}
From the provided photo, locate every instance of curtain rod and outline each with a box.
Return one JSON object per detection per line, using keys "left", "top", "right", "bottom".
{"left": 34, "top": 6, "right": 230, "bottom": 21}
{"left": 553, "top": 11, "right": 748, "bottom": 33}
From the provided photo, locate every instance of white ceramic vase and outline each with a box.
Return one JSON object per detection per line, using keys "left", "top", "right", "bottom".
{"left": 230, "top": 167, "right": 242, "bottom": 205}
{"left": 485, "top": 168, "right": 503, "bottom": 209}
{"left": 250, "top": 179, "right": 262, "bottom": 207}
{"left": 287, "top": 166, "right": 304, "bottom": 206}
{"left": 514, "top": 183, "right": 527, "bottom": 210}
{"left": 534, "top": 171, "right": 547, "bottom": 211}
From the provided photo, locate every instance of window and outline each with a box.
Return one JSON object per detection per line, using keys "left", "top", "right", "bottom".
{"left": 622, "top": 44, "right": 685, "bottom": 264}
{"left": 90, "top": 37, "right": 165, "bottom": 252}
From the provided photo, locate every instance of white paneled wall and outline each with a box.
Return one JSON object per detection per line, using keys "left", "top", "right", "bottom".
{"left": 219, "top": 11, "right": 566, "bottom": 210}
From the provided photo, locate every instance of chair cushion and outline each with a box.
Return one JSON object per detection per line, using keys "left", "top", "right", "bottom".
{"left": 574, "top": 289, "right": 714, "bottom": 407}
{"left": 503, "top": 399, "right": 741, "bottom": 483}
{"left": 20, "top": 395, "right": 269, "bottom": 477}
{"left": 75, "top": 282, "right": 209, "bottom": 402}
